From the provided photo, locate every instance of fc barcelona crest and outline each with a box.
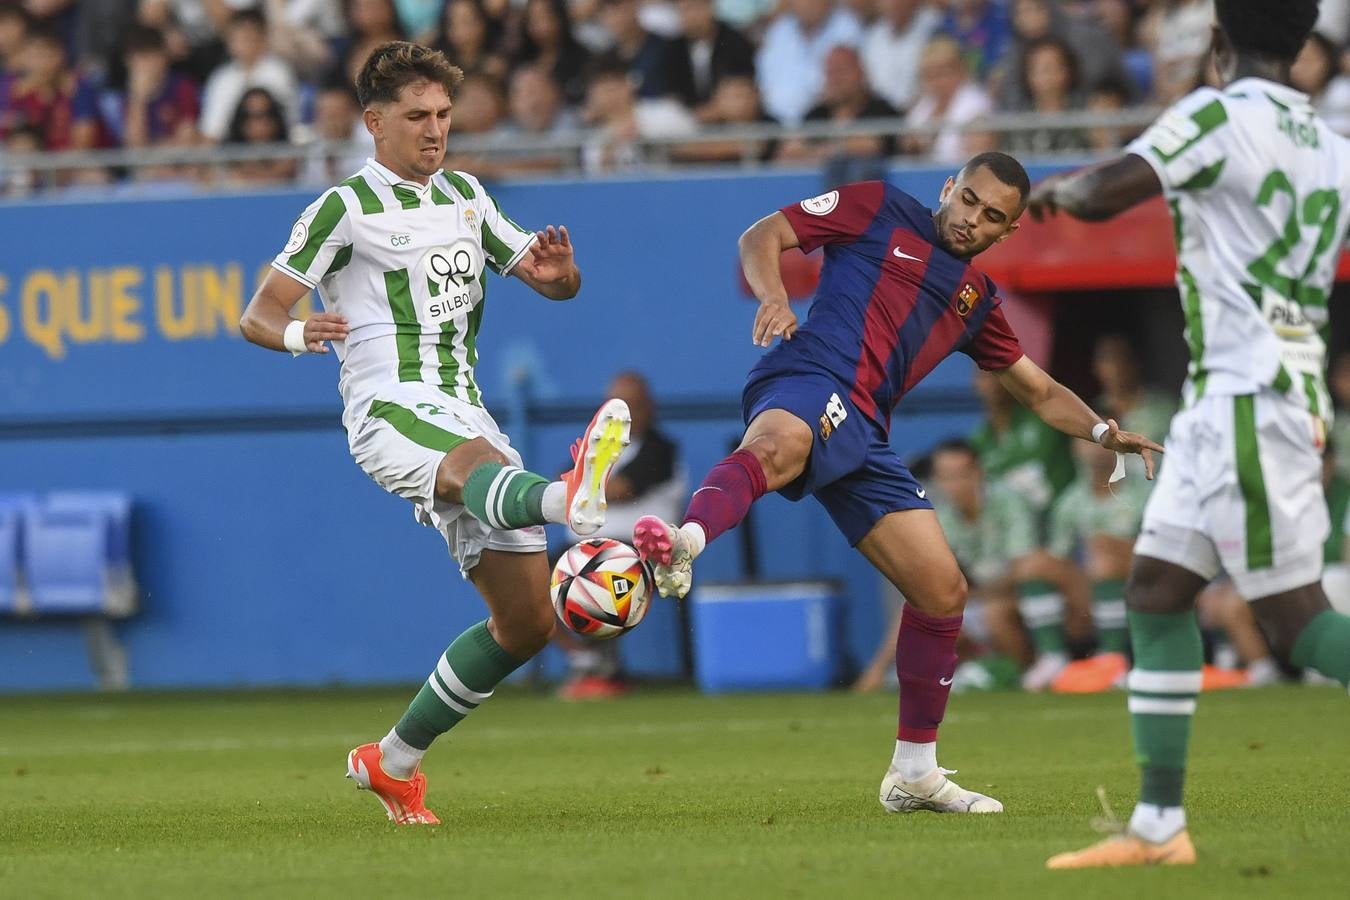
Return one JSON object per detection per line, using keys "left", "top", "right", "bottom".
{"left": 956, "top": 283, "right": 979, "bottom": 317}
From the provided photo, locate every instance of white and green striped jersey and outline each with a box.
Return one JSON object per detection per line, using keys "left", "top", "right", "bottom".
{"left": 272, "top": 158, "right": 536, "bottom": 409}
{"left": 1126, "top": 77, "right": 1350, "bottom": 419}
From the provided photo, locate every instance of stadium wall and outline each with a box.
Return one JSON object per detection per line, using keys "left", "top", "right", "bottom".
{"left": 0, "top": 164, "right": 1062, "bottom": 691}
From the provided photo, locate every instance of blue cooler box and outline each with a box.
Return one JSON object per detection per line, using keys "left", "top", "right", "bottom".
{"left": 691, "top": 581, "right": 843, "bottom": 693}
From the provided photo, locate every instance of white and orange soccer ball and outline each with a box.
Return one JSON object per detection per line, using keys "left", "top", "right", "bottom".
{"left": 550, "top": 538, "right": 654, "bottom": 639}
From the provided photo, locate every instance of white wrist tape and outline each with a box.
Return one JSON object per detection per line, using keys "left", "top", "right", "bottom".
{"left": 1091, "top": 421, "right": 1110, "bottom": 443}
{"left": 1090, "top": 422, "right": 1128, "bottom": 484}
{"left": 283, "top": 318, "right": 308, "bottom": 356}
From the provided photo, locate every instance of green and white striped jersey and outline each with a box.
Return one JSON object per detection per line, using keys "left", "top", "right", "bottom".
{"left": 937, "top": 484, "right": 1038, "bottom": 588}
{"left": 1046, "top": 475, "right": 1150, "bottom": 560}
{"left": 1127, "top": 78, "right": 1350, "bottom": 419}
{"left": 272, "top": 158, "right": 536, "bottom": 408}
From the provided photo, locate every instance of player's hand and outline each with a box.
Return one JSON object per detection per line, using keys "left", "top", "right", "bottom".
{"left": 518, "top": 225, "right": 574, "bottom": 283}
{"left": 303, "top": 312, "right": 349, "bottom": 353}
{"left": 1099, "top": 418, "right": 1165, "bottom": 480}
{"left": 1026, "top": 175, "right": 1067, "bottom": 222}
{"left": 752, "top": 298, "right": 797, "bottom": 347}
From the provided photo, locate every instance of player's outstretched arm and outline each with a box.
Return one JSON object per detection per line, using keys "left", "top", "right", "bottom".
{"left": 739, "top": 211, "right": 801, "bottom": 347}
{"left": 240, "top": 268, "right": 350, "bottom": 354}
{"left": 1025, "top": 154, "right": 1161, "bottom": 223}
{"left": 513, "top": 225, "right": 580, "bottom": 300}
{"left": 994, "top": 355, "right": 1164, "bottom": 479}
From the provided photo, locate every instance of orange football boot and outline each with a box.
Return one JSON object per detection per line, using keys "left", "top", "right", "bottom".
{"left": 561, "top": 398, "right": 631, "bottom": 536}
{"left": 1047, "top": 830, "right": 1197, "bottom": 869}
{"left": 346, "top": 742, "right": 441, "bottom": 825}
{"left": 1051, "top": 652, "right": 1130, "bottom": 693}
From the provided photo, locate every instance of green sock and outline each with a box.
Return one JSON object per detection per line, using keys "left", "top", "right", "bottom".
{"left": 1019, "top": 580, "right": 1067, "bottom": 654}
{"left": 461, "top": 462, "right": 552, "bottom": 529}
{"left": 1127, "top": 609, "right": 1203, "bottom": 808}
{"left": 394, "top": 621, "right": 527, "bottom": 749}
{"left": 1290, "top": 609, "right": 1350, "bottom": 686}
{"left": 1093, "top": 579, "right": 1130, "bottom": 653}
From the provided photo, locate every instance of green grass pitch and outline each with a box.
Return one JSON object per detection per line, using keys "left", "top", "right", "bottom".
{"left": 1, "top": 685, "right": 1347, "bottom": 898}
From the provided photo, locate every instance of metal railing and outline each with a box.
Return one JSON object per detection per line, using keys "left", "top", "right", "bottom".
{"left": 0, "top": 108, "right": 1158, "bottom": 194}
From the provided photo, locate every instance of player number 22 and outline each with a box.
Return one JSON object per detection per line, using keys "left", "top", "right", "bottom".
{"left": 1247, "top": 169, "right": 1340, "bottom": 308}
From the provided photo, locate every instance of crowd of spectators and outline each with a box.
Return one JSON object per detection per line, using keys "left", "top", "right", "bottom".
{"left": 5, "top": 0, "right": 1350, "bottom": 195}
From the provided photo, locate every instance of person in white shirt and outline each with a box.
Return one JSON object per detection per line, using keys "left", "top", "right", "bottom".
{"left": 861, "top": 0, "right": 941, "bottom": 112}
{"left": 904, "top": 35, "right": 995, "bottom": 163}
{"left": 199, "top": 8, "right": 299, "bottom": 141}
{"left": 755, "top": 0, "right": 863, "bottom": 125}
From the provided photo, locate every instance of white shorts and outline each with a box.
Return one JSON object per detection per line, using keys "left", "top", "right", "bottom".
{"left": 1135, "top": 389, "right": 1327, "bottom": 599}
{"left": 346, "top": 383, "right": 546, "bottom": 576}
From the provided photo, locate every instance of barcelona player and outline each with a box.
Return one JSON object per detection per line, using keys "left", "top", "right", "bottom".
{"left": 634, "top": 152, "right": 1162, "bottom": 814}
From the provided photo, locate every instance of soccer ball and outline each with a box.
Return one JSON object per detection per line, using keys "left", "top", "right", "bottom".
{"left": 550, "top": 538, "right": 654, "bottom": 639}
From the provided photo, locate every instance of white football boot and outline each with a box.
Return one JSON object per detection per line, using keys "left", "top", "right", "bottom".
{"left": 1020, "top": 651, "right": 1070, "bottom": 692}
{"left": 632, "top": 516, "right": 695, "bottom": 599}
{"left": 879, "top": 767, "right": 1004, "bottom": 814}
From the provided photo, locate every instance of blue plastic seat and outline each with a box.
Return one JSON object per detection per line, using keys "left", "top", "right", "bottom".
{"left": 0, "top": 508, "right": 20, "bottom": 614}
{"left": 24, "top": 507, "right": 109, "bottom": 614}
{"left": 43, "top": 491, "right": 136, "bottom": 615}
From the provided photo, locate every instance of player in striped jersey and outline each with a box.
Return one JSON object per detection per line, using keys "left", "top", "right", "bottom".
{"left": 240, "top": 42, "right": 630, "bottom": 824}
{"left": 1031, "top": 0, "right": 1350, "bottom": 868}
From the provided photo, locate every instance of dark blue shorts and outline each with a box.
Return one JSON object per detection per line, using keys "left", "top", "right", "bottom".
{"left": 742, "top": 369, "right": 933, "bottom": 546}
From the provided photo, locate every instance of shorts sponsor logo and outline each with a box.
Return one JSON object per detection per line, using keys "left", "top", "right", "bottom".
{"left": 283, "top": 220, "right": 308, "bottom": 254}
{"left": 955, "top": 283, "right": 979, "bottom": 317}
{"left": 819, "top": 392, "right": 848, "bottom": 441}
{"left": 800, "top": 190, "right": 840, "bottom": 217}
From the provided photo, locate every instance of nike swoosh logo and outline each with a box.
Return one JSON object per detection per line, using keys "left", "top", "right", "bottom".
{"left": 893, "top": 248, "right": 923, "bottom": 262}
{"left": 916, "top": 489, "right": 927, "bottom": 499}
{"left": 939, "top": 676, "right": 953, "bottom": 685}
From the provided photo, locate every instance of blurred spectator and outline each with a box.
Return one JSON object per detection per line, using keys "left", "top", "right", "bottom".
{"left": 432, "top": 0, "right": 508, "bottom": 81}
{"left": 673, "top": 0, "right": 756, "bottom": 115}
{"left": 903, "top": 35, "right": 994, "bottom": 163}
{"left": 449, "top": 72, "right": 506, "bottom": 134}
{"left": 861, "top": 0, "right": 940, "bottom": 113}
{"left": 1085, "top": 73, "right": 1135, "bottom": 152}
{"left": 672, "top": 73, "right": 777, "bottom": 162}
{"left": 756, "top": 0, "right": 863, "bottom": 126}
{"left": 110, "top": 25, "right": 200, "bottom": 149}
{"left": 599, "top": 0, "right": 696, "bottom": 102}
{"left": 778, "top": 45, "right": 897, "bottom": 162}
{"left": 299, "top": 78, "right": 370, "bottom": 184}
{"left": 1139, "top": 0, "right": 1213, "bottom": 105}
{"left": 394, "top": 0, "right": 441, "bottom": 40}
{"left": 504, "top": 63, "right": 577, "bottom": 135}
{"left": 1, "top": 23, "right": 106, "bottom": 151}
{"left": 581, "top": 57, "right": 696, "bottom": 173}
{"left": 1292, "top": 31, "right": 1350, "bottom": 136}
{"left": 137, "top": 1, "right": 230, "bottom": 83}
{"left": 1091, "top": 334, "right": 1175, "bottom": 477}
{"left": 1319, "top": 0, "right": 1350, "bottom": 45}
{"left": 1, "top": 122, "right": 43, "bottom": 197}
{"left": 939, "top": 0, "right": 1012, "bottom": 80}
{"left": 341, "top": 0, "right": 406, "bottom": 86}
{"left": 995, "top": 0, "right": 1126, "bottom": 111}
{"left": 200, "top": 9, "right": 298, "bottom": 142}
{"left": 970, "top": 367, "right": 1075, "bottom": 516}
{"left": 259, "top": 0, "right": 343, "bottom": 81}
{"left": 714, "top": 0, "right": 775, "bottom": 32}
{"left": 0, "top": 3, "right": 30, "bottom": 97}
{"left": 1003, "top": 36, "right": 1089, "bottom": 155}
{"left": 556, "top": 371, "right": 685, "bottom": 700}
{"left": 224, "top": 85, "right": 296, "bottom": 185}
{"left": 73, "top": 0, "right": 139, "bottom": 78}
{"left": 512, "top": 0, "right": 592, "bottom": 105}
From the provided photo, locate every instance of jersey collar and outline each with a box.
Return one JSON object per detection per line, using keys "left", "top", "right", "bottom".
{"left": 1225, "top": 77, "right": 1312, "bottom": 112}
{"left": 364, "top": 157, "right": 434, "bottom": 197}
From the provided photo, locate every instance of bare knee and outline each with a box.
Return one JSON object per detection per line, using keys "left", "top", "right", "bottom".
{"left": 489, "top": 602, "right": 555, "bottom": 659}
{"left": 741, "top": 431, "right": 810, "bottom": 491}
{"left": 1125, "top": 556, "right": 1207, "bottom": 615}
{"left": 1250, "top": 583, "right": 1330, "bottom": 665}
{"left": 910, "top": 570, "right": 968, "bottom": 618}
{"left": 436, "top": 439, "right": 509, "bottom": 504}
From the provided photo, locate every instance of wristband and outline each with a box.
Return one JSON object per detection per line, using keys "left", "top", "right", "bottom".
{"left": 283, "top": 318, "right": 308, "bottom": 356}
{"left": 1091, "top": 421, "right": 1109, "bottom": 444}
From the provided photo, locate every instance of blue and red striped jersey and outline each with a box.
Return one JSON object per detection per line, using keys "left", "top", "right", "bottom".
{"left": 751, "top": 181, "right": 1025, "bottom": 429}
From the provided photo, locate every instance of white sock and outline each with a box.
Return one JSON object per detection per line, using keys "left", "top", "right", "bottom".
{"left": 679, "top": 522, "right": 707, "bottom": 558}
{"left": 891, "top": 740, "right": 937, "bottom": 783}
{"left": 378, "top": 727, "right": 425, "bottom": 780}
{"left": 1129, "top": 803, "right": 1186, "bottom": 843}
{"left": 541, "top": 481, "right": 566, "bottom": 524}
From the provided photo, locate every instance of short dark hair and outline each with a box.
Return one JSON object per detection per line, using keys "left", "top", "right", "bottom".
{"left": 356, "top": 41, "right": 465, "bottom": 107}
{"left": 228, "top": 8, "right": 266, "bottom": 30}
{"left": 1216, "top": 0, "right": 1320, "bottom": 63}
{"left": 1089, "top": 74, "right": 1134, "bottom": 105}
{"left": 959, "top": 151, "right": 1031, "bottom": 205}
{"left": 931, "top": 438, "right": 980, "bottom": 465}
{"left": 26, "top": 21, "right": 63, "bottom": 50}
{"left": 0, "top": 2, "right": 31, "bottom": 27}
{"left": 123, "top": 24, "right": 167, "bottom": 56}
{"left": 1020, "top": 35, "right": 1081, "bottom": 100}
